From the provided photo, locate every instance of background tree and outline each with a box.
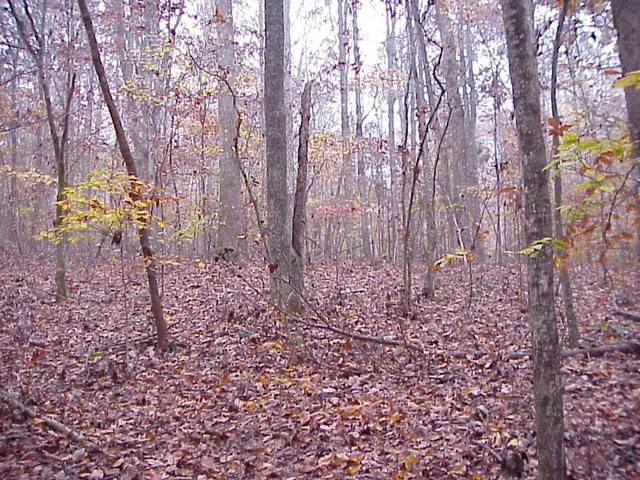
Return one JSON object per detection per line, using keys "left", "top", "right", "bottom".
{"left": 352, "top": 1, "right": 372, "bottom": 259}
{"left": 7, "top": 0, "right": 76, "bottom": 303}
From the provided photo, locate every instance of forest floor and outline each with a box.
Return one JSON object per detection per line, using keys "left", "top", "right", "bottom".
{"left": 0, "top": 252, "right": 638, "bottom": 480}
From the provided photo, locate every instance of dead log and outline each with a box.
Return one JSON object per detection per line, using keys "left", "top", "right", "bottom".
{"left": 0, "top": 393, "right": 98, "bottom": 450}
{"left": 505, "top": 341, "right": 640, "bottom": 360}
{"left": 562, "top": 341, "right": 640, "bottom": 358}
{"left": 612, "top": 297, "right": 640, "bottom": 322}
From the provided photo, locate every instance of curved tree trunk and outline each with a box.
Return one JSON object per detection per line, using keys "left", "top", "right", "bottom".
{"left": 78, "top": 0, "right": 169, "bottom": 351}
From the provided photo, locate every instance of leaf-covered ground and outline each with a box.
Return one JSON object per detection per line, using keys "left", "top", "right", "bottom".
{"left": 1, "top": 252, "right": 638, "bottom": 479}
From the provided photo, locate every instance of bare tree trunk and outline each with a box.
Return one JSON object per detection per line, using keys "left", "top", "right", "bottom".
{"left": 501, "top": 0, "right": 566, "bottom": 478}
{"left": 216, "top": 0, "right": 243, "bottom": 256}
{"left": 434, "top": 0, "right": 470, "bottom": 252}
{"left": 410, "top": 0, "right": 438, "bottom": 299}
{"left": 550, "top": 0, "right": 579, "bottom": 348}
{"left": 264, "top": 0, "right": 292, "bottom": 307}
{"left": 8, "top": 0, "right": 74, "bottom": 303}
{"left": 78, "top": 0, "right": 169, "bottom": 351}
{"left": 460, "top": 16, "right": 482, "bottom": 258}
{"left": 611, "top": 0, "right": 640, "bottom": 266}
{"left": 290, "top": 82, "right": 312, "bottom": 312}
{"left": 54, "top": 73, "right": 76, "bottom": 304}
{"left": 9, "top": 116, "right": 21, "bottom": 251}
{"left": 385, "top": 7, "right": 398, "bottom": 261}
{"left": 337, "top": 0, "right": 351, "bottom": 255}
{"left": 492, "top": 68, "right": 503, "bottom": 264}
{"left": 8, "top": 55, "right": 21, "bottom": 253}
{"left": 352, "top": 3, "right": 372, "bottom": 259}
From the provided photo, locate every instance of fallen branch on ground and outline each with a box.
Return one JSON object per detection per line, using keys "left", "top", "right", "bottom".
{"left": 612, "top": 297, "right": 640, "bottom": 322}
{"left": 292, "top": 315, "right": 425, "bottom": 353}
{"left": 0, "top": 393, "right": 102, "bottom": 452}
{"left": 505, "top": 341, "right": 640, "bottom": 360}
{"left": 217, "top": 259, "right": 426, "bottom": 355}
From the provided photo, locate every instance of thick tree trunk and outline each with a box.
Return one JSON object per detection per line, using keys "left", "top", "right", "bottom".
{"left": 78, "top": 0, "right": 169, "bottom": 351}
{"left": 501, "top": 0, "right": 567, "bottom": 478}
{"left": 611, "top": 0, "right": 640, "bottom": 266}
{"left": 216, "top": 0, "right": 243, "bottom": 256}
{"left": 264, "top": 0, "right": 292, "bottom": 307}
{"left": 290, "top": 82, "right": 313, "bottom": 312}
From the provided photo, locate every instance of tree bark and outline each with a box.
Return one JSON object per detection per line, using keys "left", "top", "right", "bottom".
{"left": 352, "top": 2, "right": 372, "bottom": 259}
{"left": 434, "top": 0, "right": 471, "bottom": 252}
{"left": 410, "top": 0, "right": 438, "bottom": 299}
{"left": 460, "top": 10, "right": 482, "bottom": 257}
{"left": 385, "top": 7, "right": 398, "bottom": 261}
{"left": 9, "top": 55, "right": 22, "bottom": 253}
{"left": 216, "top": 0, "right": 243, "bottom": 256}
{"left": 611, "top": 0, "right": 640, "bottom": 266}
{"left": 264, "top": 0, "right": 292, "bottom": 307}
{"left": 78, "top": 0, "right": 169, "bottom": 351}
{"left": 501, "top": 0, "right": 567, "bottom": 478}
{"left": 290, "top": 82, "right": 313, "bottom": 312}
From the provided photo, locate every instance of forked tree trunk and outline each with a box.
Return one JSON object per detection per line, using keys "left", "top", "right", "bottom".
{"left": 8, "top": 0, "right": 74, "bottom": 303}
{"left": 78, "top": 0, "right": 169, "bottom": 351}
{"left": 501, "top": 0, "right": 566, "bottom": 478}
{"left": 336, "top": 0, "right": 351, "bottom": 255}
{"left": 411, "top": 0, "right": 439, "bottom": 297}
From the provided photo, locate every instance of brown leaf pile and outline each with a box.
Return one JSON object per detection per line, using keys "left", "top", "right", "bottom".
{"left": 0, "top": 253, "right": 638, "bottom": 479}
